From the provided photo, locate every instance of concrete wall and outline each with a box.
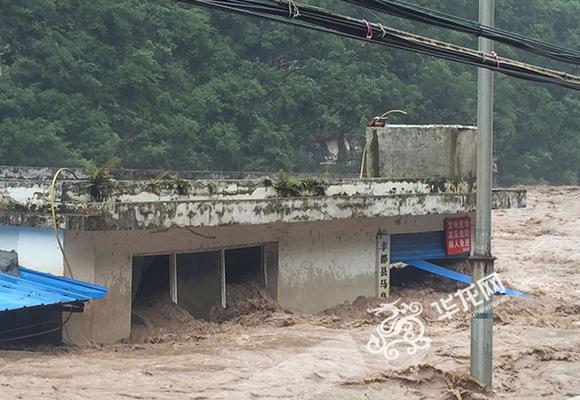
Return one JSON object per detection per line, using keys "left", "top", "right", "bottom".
{"left": 2, "top": 165, "right": 526, "bottom": 230}
{"left": 0, "top": 226, "right": 63, "bottom": 275}
{"left": 63, "top": 213, "right": 461, "bottom": 344}
{"left": 366, "top": 125, "right": 477, "bottom": 180}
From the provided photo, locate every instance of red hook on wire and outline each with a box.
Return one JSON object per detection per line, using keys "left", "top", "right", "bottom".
{"left": 362, "top": 19, "right": 373, "bottom": 40}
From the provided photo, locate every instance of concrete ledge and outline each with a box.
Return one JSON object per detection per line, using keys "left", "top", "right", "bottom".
{"left": 0, "top": 166, "right": 526, "bottom": 231}
{"left": 59, "top": 189, "right": 524, "bottom": 231}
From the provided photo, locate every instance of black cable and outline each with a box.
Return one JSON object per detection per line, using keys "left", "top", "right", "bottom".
{"left": 209, "top": 0, "right": 579, "bottom": 89}
{"left": 342, "top": 0, "right": 580, "bottom": 65}
{"left": 176, "top": 0, "right": 580, "bottom": 91}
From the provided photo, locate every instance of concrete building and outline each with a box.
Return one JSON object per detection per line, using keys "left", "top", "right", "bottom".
{"left": 0, "top": 125, "right": 526, "bottom": 344}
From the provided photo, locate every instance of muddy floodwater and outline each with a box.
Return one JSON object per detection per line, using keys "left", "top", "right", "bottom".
{"left": 0, "top": 187, "right": 578, "bottom": 399}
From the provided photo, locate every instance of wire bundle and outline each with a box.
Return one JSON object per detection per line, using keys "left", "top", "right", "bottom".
{"left": 342, "top": 0, "right": 580, "bottom": 65}
{"left": 177, "top": 0, "right": 580, "bottom": 91}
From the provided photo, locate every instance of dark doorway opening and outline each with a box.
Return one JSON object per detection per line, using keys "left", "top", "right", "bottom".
{"left": 130, "top": 244, "right": 279, "bottom": 326}
{"left": 225, "top": 246, "right": 264, "bottom": 286}
{"left": 176, "top": 251, "right": 221, "bottom": 321}
{"left": 390, "top": 264, "right": 433, "bottom": 289}
{"left": 210, "top": 246, "right": 270, "bottom": 322}
{"left": 131, "top": 255, "right": 171, "bottom": 330}
{"left": 132, "top": 255, "right": 170, "bottom": 306}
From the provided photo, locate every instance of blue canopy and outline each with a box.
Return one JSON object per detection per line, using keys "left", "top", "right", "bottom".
{"left": 405, "top": 259, "right": 530, "bottom": 298}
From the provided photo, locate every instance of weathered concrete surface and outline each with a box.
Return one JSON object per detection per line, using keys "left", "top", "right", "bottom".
{"left": 63, "top": 229, "right": 131, "bottom": 344}
{"left": 97, "top": 190, "right": 523, "bottom": 231}
{"left": 0, "top": 250, "right": 19, "bottom": 276}
{"left": 0, "top": 165, "right": 525, "bottom": 231}
{"left": 366, "top": 125, "right": 477, "bottom": 179}
{"left": 63, "top": 214, "right": 453, "bottom": 343}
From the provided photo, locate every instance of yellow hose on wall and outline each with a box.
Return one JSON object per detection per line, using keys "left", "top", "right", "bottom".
{"left": 49, "top": 168, "right": 78, "bottom": 279}
{"left": 360, "top": 109, "right": 408, "bottom": 178}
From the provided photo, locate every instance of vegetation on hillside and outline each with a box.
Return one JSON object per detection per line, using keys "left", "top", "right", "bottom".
{"left": 0, "top": 0, "right": 578, "bottom": 184}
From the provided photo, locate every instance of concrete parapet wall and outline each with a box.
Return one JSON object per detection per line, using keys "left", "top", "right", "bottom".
{"left": 0, "top": 166, "right": 525, "bottom": 231}
{"left": 89, "top": 190, "right": 523, "bottom": 231}
{"left": 366, "top": 125, "right": 477, "bottom": 180}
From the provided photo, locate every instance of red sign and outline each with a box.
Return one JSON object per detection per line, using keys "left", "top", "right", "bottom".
{"left": 445, "top": 216, "right": 472, "bottom": 256}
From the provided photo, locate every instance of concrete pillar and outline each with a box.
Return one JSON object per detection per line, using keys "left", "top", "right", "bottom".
{"left": 63, "top": 230, "right": 132, "bottom": 344}
{"left": 62, "top": 230, "right": 97, "bottom": 344}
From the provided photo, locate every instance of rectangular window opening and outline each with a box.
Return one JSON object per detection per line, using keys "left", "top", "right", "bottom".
{"left": 130, "top": 243, "right": 279, "bottom": 328}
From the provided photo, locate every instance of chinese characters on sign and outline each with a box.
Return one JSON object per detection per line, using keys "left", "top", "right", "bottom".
{"left": 430, "top": 272, "right": 506, "bottom": 320}
{"left": 445, "top": 216, "right": 472, "bottom": 256}
{"left": 377, "top": 234, "right": 390, "bottom": 298}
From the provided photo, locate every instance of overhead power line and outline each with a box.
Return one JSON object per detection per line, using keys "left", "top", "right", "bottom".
{"left": 177, "top": 0, "right": 580, "bottom": 91}
{"left": 342, "top": 0, "right": 580, "bottom": 65}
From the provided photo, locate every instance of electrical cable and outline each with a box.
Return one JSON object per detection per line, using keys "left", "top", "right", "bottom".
{"left": 175, "top": 0, "right": 580, "bottom": 91}
{"left": 341, "top": 0, "right": 580, "bottom": 65}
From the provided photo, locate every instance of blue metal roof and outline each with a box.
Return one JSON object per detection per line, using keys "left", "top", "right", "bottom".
{"left": 0, "top": 267, "right": 107, "bottom": 312}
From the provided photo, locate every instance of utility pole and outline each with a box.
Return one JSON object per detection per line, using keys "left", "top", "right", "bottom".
{"left": 471, "top": 0, "right": 495, "bottom": 390}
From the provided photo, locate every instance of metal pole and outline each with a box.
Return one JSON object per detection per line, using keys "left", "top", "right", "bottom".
{"left": 471, "top": 0, "right": 495, "bottom": 390}
{"left": 169, "top": 253, "right": 178, "bottom": 304}
{"left": 220, "top": 249, "right": 226, "bottom": 308}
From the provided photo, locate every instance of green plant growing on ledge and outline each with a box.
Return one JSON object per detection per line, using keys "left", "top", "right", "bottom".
{"left": 169, "top": 174, "right": 190, "bottom": 195}
{"left": 301, "top": 177, "right": 326, "bottom": 196}
{"left": 85, "top": 158, "right": 119, "bottom": 201}
{"left": 273, "top": 171, "right": 326, "bottom": 197}
{"left": 273, "top": 170, "right": 303, "bottom": 197}
{"left": 148, "top": 171, "right": 191, "bottom": 195}
{"left": 206, "top": 180, "right": 217, "bottom": 195}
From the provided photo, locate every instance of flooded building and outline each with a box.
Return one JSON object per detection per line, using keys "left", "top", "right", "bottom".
{"left": 0, "top": 125, "right": 526, "bottom": 344}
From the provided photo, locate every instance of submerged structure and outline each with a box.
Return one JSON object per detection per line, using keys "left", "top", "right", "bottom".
{"left": 0, "top": 125, "right": 526, "bottom": 344}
